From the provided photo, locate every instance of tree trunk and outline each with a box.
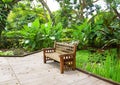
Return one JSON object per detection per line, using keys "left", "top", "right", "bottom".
{"left": 78, "top": 0, "right": 85, "bottom": 20}
{"left": 112, "top": 7, "right": 120, "bottom": 19}
{"left": 39, "top": 0, "right": 55, "bottom": 25}
{"left": 43, "top": 6, "right": 49, "bottom": 22}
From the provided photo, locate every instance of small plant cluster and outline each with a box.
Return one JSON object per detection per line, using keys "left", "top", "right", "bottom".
{"left": 76, "top": 49, "right": 120, "bottom": 83}
{"left": 0, "top": 50, "right": 14, "bottom": 56}
{"left": 0, "top": 48, "right": 26, "bottom": 56}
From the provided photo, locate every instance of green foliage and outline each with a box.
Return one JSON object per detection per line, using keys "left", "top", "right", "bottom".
{"left": 54, "top": 0, "right": 120, "bottom": 50}
{"left": 19, "top": 18, "right": 54, "bottom": 51}
{"left": 7, "top": 0, "right": 47, "bottom": 31}
{"left": 72, "top": 20, "right": 91, "bottom": 49}
{"left": 60, "top": 28, "right": 74, "bottom": 41}
{"left": 0, "top": 48, "right": 25, "bottom": 56}
{"left": 0, "top": 34, "right": 22, "bottom": 49}
{"left": 0, "top": 50, "right": 14, "bottom": 55}
{"left": 1, "top": 30, "right": 23, "bottom": 49}
{"left": 20, "top": 18, "right": 41, "bottom": 51}
{"left": 2, "top": 0, "right": 13, "bottom": 3}
{"left": 0, "top": 1, "right": 11, "bottom": 35}
{"left": 104, "top": 0, "right": 120, "bottom": 7}
{"left": 74, "top": 11, "right": 120, "bottom": 49}
{"left": 2, "top": 18, "right": 54, "bottom": 51}
{"left": 53, "top": 22, "right": 63, "bottom": 41}
{"left": 88, "top": 52, "right": 106, "bottom": 63}
{"left": 94, "top": 12, "right": 120, "bottom": 48}
{"left": 76, "top": 50, "right": 90, "bottom": 68}
{"left": 76, "top": 49, "right": 120, "bottom": 83}
{"left": 1, "top": 0, "right": 52, "bottom": 51}
{"left": 72, "top": 12, "right": 113, "bottom": 48}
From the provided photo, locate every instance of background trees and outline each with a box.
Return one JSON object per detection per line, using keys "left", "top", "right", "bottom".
{"left": 0, "top": 0, "right": 20, "bottom": 39}
{"left": 0, "top": 0, "right": 54, "bottom": 50}
{"left": 0, "top": 0, "right": 53, "bottom": 39}
{"left": 0, "top": 0, "right": 120, "bottom": 54}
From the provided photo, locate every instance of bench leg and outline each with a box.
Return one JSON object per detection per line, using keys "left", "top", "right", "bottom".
{"left": 44, "top": 55, "right": 46, "bottom": 63}
{"left": 73, "top": 57, "right": 76, "bottom": 70}
{"left": 60, "top": 57, "right": 64, "bottom": 74}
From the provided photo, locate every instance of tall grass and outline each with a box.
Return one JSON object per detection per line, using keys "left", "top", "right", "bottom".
{"left": 76, "top": 49, "right": 120, "bottom": 83}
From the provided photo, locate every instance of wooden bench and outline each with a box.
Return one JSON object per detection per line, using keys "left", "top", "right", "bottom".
{"left": 43, "top": 42, "right": 77, "bottom": 74}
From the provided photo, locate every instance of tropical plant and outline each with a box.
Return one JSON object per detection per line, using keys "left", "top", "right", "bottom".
{"left": 20, "top": 18, "right": 41, "bottom": 51}
{"left": 92, "top": 11, "right": 120, "bottom": 58}
{"left": 72, "top": 20, "right": 90, "bottom": 49}
{"left": 19, "top": 18, "right": 54, "bottom": 51}
{"left": 0, "top": 0, "right": 54, "bottom": 41}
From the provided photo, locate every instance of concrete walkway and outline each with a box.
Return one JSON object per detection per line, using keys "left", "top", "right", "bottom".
{"left": 0, "top": 52, "right": 113, "bottom": 85}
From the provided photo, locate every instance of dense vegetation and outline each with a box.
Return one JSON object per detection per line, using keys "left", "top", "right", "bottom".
{"left": 76, "top": 49, "right": 120, "bottom": 83}
{"left": 0, "top": 0, "right": 120, "bottom": 83}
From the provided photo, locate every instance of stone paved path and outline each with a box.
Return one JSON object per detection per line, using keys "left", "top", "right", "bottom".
{"left": 0, "top": 52, "right": 114, "bottom": 85}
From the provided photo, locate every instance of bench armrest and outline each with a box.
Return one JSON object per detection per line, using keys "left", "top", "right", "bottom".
{"left": 59, "top": 53, "right": 76, "bottom": 70}
{"left": 43, "top": 48, "right": 55, "bottom": 53}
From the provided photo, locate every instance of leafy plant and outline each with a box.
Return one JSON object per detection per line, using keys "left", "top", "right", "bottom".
{"left": 53, "top": 22, "right": 63, "bottom": 41}
{"left": 19, "top": 18, "right": 54, "bottom": 51}
{"left": 20, "top": 18, "right": 41, "bottom": 51}
{"left": 72, "top": 20, "right": 91, "bottom": 49}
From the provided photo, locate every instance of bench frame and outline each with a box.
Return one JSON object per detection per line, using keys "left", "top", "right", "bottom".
{"left": 43, "top": 42, "right": 77, "bottom": 74}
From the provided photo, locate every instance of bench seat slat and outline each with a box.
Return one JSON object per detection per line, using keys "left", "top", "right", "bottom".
{"left": 45, "top": 52, "right": 60, "bottom": 62}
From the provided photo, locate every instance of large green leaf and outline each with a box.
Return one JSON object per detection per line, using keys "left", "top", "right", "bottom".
{"left": 32, "top": 18, "right": 40, "bottom": 29}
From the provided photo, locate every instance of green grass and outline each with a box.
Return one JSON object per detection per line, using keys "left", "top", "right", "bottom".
{"left": 76, "top": 49, "right": 120, "bottom": 83}
{"left": 76, "top": 50, "right": 90, "bottom": 69}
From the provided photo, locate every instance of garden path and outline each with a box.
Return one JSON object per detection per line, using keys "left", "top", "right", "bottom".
{"left": 0, "top": 52, "right": 113, "bottom": 85}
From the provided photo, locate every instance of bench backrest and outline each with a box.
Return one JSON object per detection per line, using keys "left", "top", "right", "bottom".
{"left": 54, "top": 42, "right": 77, "bottom": 54}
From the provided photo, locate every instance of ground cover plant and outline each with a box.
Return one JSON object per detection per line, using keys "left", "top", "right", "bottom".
{"left": 76, "top": 49, "right": 120, "bottom": 83}
{"left": 0, "top": 50, "right": 14, "bottom": 55}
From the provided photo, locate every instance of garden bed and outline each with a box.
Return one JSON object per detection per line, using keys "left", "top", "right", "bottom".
{"left": 0, "top": 48, "right": 41, "bottom": 57}
{"left": 76, "top": 68, "right": 120, "bottom": 85}
{"left": 76, "top": 49, "right": 120, "bottom": 84}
